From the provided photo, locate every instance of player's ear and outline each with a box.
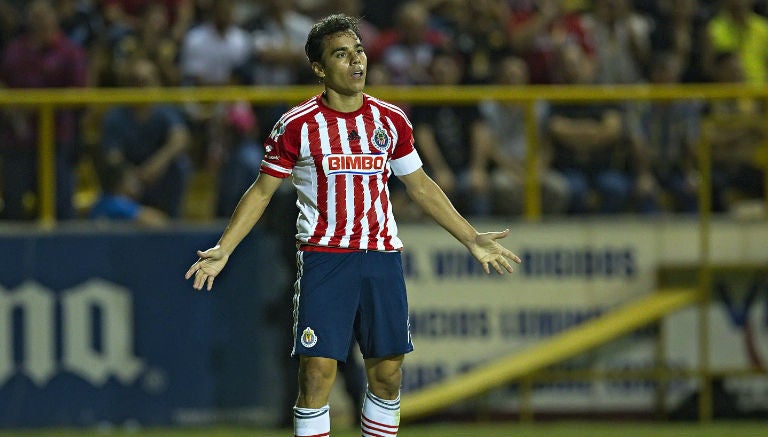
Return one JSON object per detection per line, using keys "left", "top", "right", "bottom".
{"left": 312, "top": 61, "right": 325, "bottom": 79}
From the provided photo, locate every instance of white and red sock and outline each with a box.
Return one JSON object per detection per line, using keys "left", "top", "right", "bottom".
{"left": 294, "top": 404, "right": 330, "bottom": 437}
{"left": 361, "top": 388, "right": 400, "bottom": 437}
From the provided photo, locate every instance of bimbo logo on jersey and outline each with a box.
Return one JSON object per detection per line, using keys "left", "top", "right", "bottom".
{"left": 0, "top": 279, "right": 145, "bottom": 387}
{"left": 322, "top": 153, "right": 386, "bottom": 175}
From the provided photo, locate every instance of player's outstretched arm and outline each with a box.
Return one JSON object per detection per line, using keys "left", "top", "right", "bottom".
{"left": 185, "top": 172, "right": 284, "bottom": 290}
{"left": 398, "top": 168, "right": 521, "bottom": 274}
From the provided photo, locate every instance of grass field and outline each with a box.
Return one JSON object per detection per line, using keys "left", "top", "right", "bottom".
{"left": 6, "top": 421, "right": 767, "bottom": 437}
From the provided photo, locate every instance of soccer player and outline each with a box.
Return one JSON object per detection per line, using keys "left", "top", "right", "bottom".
{"left": 184, "top": 13, "right": 521, "bottom": 437}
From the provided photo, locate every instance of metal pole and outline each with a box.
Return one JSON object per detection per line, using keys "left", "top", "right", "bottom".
{"left": 37, "top": 104, "right": 55, "bottom": 226}
{"left": 520, "top": 375, "right": 534, "bottom": 423}
{"left": 523, "top": 101, "right": 541, "bottom": 221}
{"left": 654, "top": 321, "right": 668, "bottom": 419}
{"left": 697, "top": 120, "right": 713, "bottom": 422}
{"left": 764, "top": 98, "right": 768, "bottom": 215}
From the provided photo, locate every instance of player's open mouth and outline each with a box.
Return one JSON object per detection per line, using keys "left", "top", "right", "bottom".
{"left": 352, "top": 70, "right": 364, "bottom": 79}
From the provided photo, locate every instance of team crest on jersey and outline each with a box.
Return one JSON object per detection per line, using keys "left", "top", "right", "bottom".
{"left": 370, "top": 127, "right": 390, "bottom": 151}
{"left": 301, "top": 327, "right": 318, "bottom": 348}
{"left": 269, "top": 122, "right": 286, "bottom": 141}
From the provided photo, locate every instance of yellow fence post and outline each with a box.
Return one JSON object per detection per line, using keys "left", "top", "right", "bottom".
{"left": 653, "top": 319, "right": 667, "bottom": 419}
{"left": 697, "top": 119, "right": 713, "bottom": 422}
{"left": 37, "top": 103, "right": 55, "bottom": 227}
{"left": 524, "top": 100, "right": 541, "bottom": 222}
{"left": 519, "top": 375, "right": 534, "bottom": 423}
{"left": 764, "top": 97, "right": 768, "bottom": 215}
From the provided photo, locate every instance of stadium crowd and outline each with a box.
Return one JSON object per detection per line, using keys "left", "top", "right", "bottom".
{"left": 0, "top": 0, "right": 766, "bottom": 223}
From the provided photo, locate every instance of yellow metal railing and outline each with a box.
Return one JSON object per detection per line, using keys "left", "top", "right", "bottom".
{"left": 1, "top": 83, "right": 767, "bottom": 224}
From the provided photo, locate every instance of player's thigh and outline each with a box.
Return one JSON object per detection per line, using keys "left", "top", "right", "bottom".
{"left": 356, "top": 252, "right": 413, "bottom": 359}
{"left": 293, "top": 251, "right": 361, "bottom": 361}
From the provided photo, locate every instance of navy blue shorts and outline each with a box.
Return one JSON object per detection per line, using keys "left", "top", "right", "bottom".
{"left": 291, "top": 250, "right": 413, "bottom": 362}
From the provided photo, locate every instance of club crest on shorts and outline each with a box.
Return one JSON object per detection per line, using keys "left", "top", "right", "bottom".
{"left": 370, "top": 127, "right": 390, "bottom": 151}
{"left": 301, "top": 327, "right": 318, "bottom": 348}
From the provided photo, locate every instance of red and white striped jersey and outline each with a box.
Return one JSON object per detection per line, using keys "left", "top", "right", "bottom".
{"left": 260, "top": 93, "right": 423, "bottom": 251}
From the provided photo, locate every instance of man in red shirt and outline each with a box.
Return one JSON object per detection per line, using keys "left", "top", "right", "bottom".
{"left": 508, "top": 0, "right": 595, "bottom": 84}
{"left": 185, "top": 14, "right": 520, "bottom": 437}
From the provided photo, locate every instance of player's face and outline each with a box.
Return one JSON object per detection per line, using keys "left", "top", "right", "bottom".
{"left": 314, "top": 30, "right": 367, "bottom": 96}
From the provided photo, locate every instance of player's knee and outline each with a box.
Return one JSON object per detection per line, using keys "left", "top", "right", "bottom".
{"left": 366, "top": 358, "right": 403, "bottom": 399}
{"left": 368, "top": 369, "right": 402, "bottom": 399}
{"left": 300, "top": 358, "right": 337, "bottom": 388}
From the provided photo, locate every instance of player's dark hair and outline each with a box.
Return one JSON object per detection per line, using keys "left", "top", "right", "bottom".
{"left": 305, "top": 14, "right": 362, "bottom": 64}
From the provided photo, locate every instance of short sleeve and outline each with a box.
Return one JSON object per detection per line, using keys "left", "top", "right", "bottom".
{"left": 388, "top": 107, "right": 423, "bottom": 176}
{"left": 260, "top": 119, "right": 299, "bottom": 178}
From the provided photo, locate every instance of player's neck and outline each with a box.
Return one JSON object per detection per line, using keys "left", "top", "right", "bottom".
{"left": 321, "top": 90, "right": 363, "bottom": 113}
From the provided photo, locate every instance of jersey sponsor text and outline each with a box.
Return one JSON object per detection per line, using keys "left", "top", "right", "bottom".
{"left": 322, "top": 153, "right": 386, "bottom": 175}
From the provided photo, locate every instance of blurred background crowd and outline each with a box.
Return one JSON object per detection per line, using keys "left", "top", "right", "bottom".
{"left": 0, "top": 0, "right": 766, "bottom": 224}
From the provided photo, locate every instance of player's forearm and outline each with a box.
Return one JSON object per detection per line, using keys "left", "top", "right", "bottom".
{"left": 408, "top": 175, "right": 478, "bottom": 247}
{"left": 216, "top": 182, "right": 272, "bottom": 255}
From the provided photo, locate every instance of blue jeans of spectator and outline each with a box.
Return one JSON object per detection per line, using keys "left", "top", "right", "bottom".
{"left": 141, "top": 155, "right": 192, "bottom": 218}
{"left": 638, "top": 171, "right": 698, "bottom": 214}
{"left": 563, "top": 168, "right": 631, "bottom": 214}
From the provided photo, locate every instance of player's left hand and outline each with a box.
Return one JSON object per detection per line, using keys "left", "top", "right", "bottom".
{"left": 469, "top": 229, "right": 522, "bottom": 274}
{"left": 184, "top": 245, "right": 230, "bottom": 291}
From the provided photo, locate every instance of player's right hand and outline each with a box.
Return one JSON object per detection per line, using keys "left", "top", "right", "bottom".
{"left": 185, "top": 245, "right": 229, "bottom": 291}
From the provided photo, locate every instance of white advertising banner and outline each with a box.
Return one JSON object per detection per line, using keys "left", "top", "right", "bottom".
{"left": 397, "top": 218, "right": 768, "bottom": 413}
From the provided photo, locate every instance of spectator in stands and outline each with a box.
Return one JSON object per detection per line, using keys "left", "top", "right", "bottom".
{"left": 244, "top": 0, "right": 315, "bottom": 128}
{"left": 102, "top": 0, "right": 194, "bottom": 44}
{"left": 704, "top": 0, "right": 768, "bottom": 85}
{"left": 544, "top": 43, "right": 632, "bottom": 214}
{"left": 82, "top": 0, "right": 130, "bottom": 87}
{"left": 89, "top": 151, "right": 169, "bottom": 226}
{"left": 0, "top": 1, "right": 19, "bottom": 54}
{"left": 628, "top": 51, "right": 701, "bottom": 214}
{"left": 583, "top": 0, "right": 651, "bottom": 84}
{"left": 507, "top": 0, "right": 596, "bottom": 84}
{"left": 0, "top": 0, "right": 88, "bottom": 220}
{"left": 649, "top": 0, "right": 709, "bottom": 83}
{"left": 108, "top": 2, "right": 181, "bottom": 86}
{"left": 247, "top": 0, "right": 315, "bottom": 86}
{"left": 478, "top": 53, "right": 570, "bottom": 216}
{"left": 440, "top": 0, "right": 511, "bottom": 84}
{"left": 374, "top": 1, "right": 448, "bottom": 85}
{"left": 55, "top": 0, "right": 104, "bottom": 50}
{"left": 411, "top": 49, "right": 493, "bottom": 216}
{"left": 179, "top": 0, "right": 250, "bottom": 169}
{"left": 100, "top": 58, "right": 192, "bottom": 218}
{"left": 134, "top": 3, "right": 181, "bottom": 86}
{"left": 179, "top": 0, "right": 250, "bottom": 87}
{"left": 705, "top": 51, "right": 765, "bottom": 212}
